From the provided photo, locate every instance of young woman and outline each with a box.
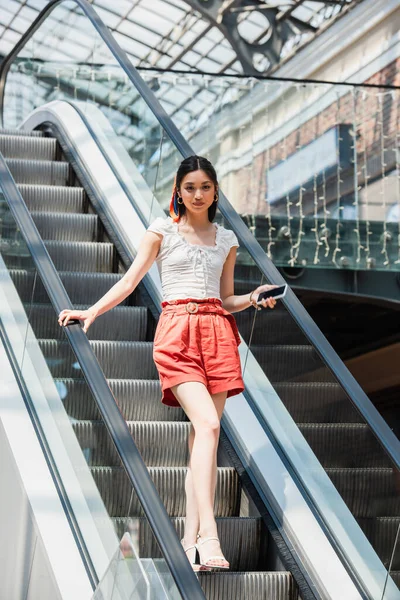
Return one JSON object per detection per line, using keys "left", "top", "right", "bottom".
{"left": 58, "top": 155, "right": 277, "bottom": 571}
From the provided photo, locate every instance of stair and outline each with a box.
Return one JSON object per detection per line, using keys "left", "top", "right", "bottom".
{"left": 1, "top": 128, "right": 302, "bottom": 599}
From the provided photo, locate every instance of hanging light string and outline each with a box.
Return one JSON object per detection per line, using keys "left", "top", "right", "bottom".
{"left": 281, "top": 86, "right": 295, "bottom": 266}
{"left": 291, "top": 83, "right": 306, "bottom": 265}
{"left": 394, "top": 89, "right": 400, "bottom": 265}
{"left": 351, "top": 86, "right": 362, "bottom": 265}
{"left": 378, "top": 92, "right": 390, "bottom": 267}
{"left": 361, "top": 89, "right": 372, "bottom": 268}
{"left": 311, "top": 86, "right": 323, "bottom": 265}
{"left": 263, "top": 81, "right": 276, "bottom": 259}
{"left": 332, "top": 93, "right": 343, "bottom": 267}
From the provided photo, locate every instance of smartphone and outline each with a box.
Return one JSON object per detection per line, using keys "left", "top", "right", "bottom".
{"left": 257, "top": 284, "right": 287, "bottom": 304}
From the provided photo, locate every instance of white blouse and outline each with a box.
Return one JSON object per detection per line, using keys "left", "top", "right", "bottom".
{"left": 147, "top": 216, "right": 239, "bottom": 301}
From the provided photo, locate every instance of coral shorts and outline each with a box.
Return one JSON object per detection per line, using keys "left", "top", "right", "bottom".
{"left": 153, "top": 298, "right": 245, "bottom": 407}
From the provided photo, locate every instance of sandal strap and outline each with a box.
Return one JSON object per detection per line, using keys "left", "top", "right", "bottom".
{"left": 181, "top": 540, "right": 196, "bottom": 553}
{"left": 203, "top": 555, "right": 227, "bottom": 563}
{"left": 197, "top": 536, "right": 220, "bottom": 545}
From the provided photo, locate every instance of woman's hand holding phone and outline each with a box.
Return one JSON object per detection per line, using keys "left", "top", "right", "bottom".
{"left": 251, "top": 284, "right": 280, "bottom": 310}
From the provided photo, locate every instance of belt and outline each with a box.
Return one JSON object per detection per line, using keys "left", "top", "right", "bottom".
{"left": 161, "top": 298, "right": 241, "bottom": 346}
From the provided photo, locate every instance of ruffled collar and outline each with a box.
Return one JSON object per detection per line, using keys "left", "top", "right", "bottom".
{"left": 168, "top": 217, "right": 221, "bottom": 251}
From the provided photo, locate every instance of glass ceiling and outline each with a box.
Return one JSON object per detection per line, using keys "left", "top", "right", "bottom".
{"left": 0, "top": 0, "right": 363, "bottom": 75}
{"left": 0, "top": 0, "right": 364, "bottom": 143}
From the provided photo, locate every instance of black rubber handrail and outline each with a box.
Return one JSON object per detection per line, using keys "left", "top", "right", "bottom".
{"left": 0, "top": 152, "right": 205, "bottom": 599}
{"left": 0, "top": 0, "right": 397, "bottom": 471}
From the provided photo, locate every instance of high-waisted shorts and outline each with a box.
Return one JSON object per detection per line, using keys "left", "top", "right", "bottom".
{"left": 153, "top": 297, "right": 245, "bottom": 407}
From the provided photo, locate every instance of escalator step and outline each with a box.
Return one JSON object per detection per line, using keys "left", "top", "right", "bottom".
{"left": 74, "top": 420, "right": 192, "bottom": 467}
{"left": 0, "top": 128, "right": 44, "bottom": 137}
{"left": 298, "top": 423, "right": 391, "bottom": 468}
{"left": 252, "top": 345, "right": 331, "bottom": 382}
{"left": 197, "top": 572, "right": 298, "bottom": 600}
{"left": 357, "top": 516, "right": 400, "bottom": 570}
{"left": 112, "top": 516, "right": 267, "bottom": 572}
{"left": 6, "top": 158, "right": 70, "bottom": 186}
{"left": 10, "top": 270, "right": 135, "bottom": 305}
{"left": 0, "top": 134, "right": 57, "bottom": 160}
{"left": 326, "top": 468, "right": 400, "bottom": 517}
{"left": 44, "top": 240, "right": 114, "bottom": 272}
{"left": 91, "top": 466, "right": 240, "bottom": 518}
{"left": 31, "top": 212, "right": 98, "bottom": 242}
{"left": 27, "top": 304, "right": 148, "bottom": 341}
{"left": 57, "top": 378, "right": 187, "bottom": 422}
{"left": 18, "top": 184, "right": 85, "bottom": 213}
{"left": 272, "top": 382, "right": 362, "bottom": 423}
{"left": 235, "top": 308, "right": 307, "bottom": 346}
{"left": 38, "top": 339, "right": 157, "bottom": 379}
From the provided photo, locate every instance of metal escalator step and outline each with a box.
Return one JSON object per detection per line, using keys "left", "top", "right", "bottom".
{"left": 91, "top": 466, "right": 240, "bottom": 517}
{"left": 273, "top": 382, "right": 362, "bottom": 423}
{"left": 5, "top": 158, "right": 70, "bottom": 186}
{"left": 326, "top": 468, "right": 400, "bottom": 518}
{"left": 18, "top": 184, "right": 85, "bottom": 213}
{"left": 235, "top": 309, "right": 307, "bottom": 345}
{"left": 0, "top": 134, "right": 57, "bottom": 160}
{"left": 357, "top": 517, "right": 400, "bottom": 570}
{"left": 10, "top": 270, "right": 134, "bottom": 305}
{"left": 252, "top": 345, "right": 331, "bottom": 382}
{"left": 27, "top": 304, "right": 147, "bottom": 341}
{"left": 298, "top": 423, "right": 391, "bottom": 468}
{"left": 0, "top": 128, "right": 44, "bottom": 137}
{"left": 57, "top": 378, "right": 187, "bottom": 422}
{"left": 74, "top": 421, "right": 191, "bottom": 467}
{"left": 197, "top": 571, "right": 298, "bottom": 600}
{"left": 44, "top": 241, "right": 114, "bottom": 272}
{"left": 31, "top": 212, "right": 98, "bottom": 242}
{"left": 112, "top": 516, "right": 267, "bottom": 572}
{"left": 38, "top": 339, "right": 156, "bottom": 379}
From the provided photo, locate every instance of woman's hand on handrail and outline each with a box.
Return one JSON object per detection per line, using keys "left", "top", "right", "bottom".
{"left": 58, "top": 307, "right": 98, "bottom": 333}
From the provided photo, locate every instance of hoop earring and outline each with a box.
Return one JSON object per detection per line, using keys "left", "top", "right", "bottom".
{"left": 177, "top": 196, "right": 184, "bottom": 204}
{"left": 214, "top": 193, "right": 219, "bottom": 202}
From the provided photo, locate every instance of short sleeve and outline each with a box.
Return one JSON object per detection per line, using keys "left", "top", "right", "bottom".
{"left": 147, "top": 217, "right": 167, "bottom": 236}
{"left": 228, "top": 229, "right": 239, "bottom": 249}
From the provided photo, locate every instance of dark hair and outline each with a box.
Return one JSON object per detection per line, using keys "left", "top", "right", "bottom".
{"left": 173, "top": 155, "right": 218, "bottom": 222}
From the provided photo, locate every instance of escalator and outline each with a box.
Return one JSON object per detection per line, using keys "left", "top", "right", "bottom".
{"left": 0, "top": 127, "right": 300, "bottom": 599}
{"left": 0, "top": 1, "right": 399, "bottom": 599}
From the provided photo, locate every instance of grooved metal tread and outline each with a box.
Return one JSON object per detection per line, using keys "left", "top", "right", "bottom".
{"left": 113, "top": 516, "right": 267, "bottom": 572}
{"left": 252, "top": 345, "right": 330, "bottom": 382}
{"left": 17, "top": 184, "right": 85, "bottom": 213}
{"left": 235, "top": 309, "right": 307, "bottom": 345}
{"left": 31, "top": 211, "right": 98, "bottom": 242}
{"left": 357, "top": 516, "right": 400, "bottom": 570}
{"left": 0, "top": 128, "right": 44, "bottom": 137}
{"left": 90, "top": 466, "right": 240, "bottom": 517}
{"left": 10, "top": 269, "right": 132, "bottom": 305}
{"left": 44, "top": 240, "right": 114, "bottom": 272}
{"left": 74, "top": 420, "right": 192, "bottom": 466}
{"left": 56, "top": 378, "right": 187, "bottom": 422}
{"left": 28, "top": 303, "right": 147, "bottom": 341}
{"left": 326, "top": 468, "right": 400, "bottom": 517}
{"left": 197, "top": 571, "right": 298, "bottom": 600}
{"left": 0, "top": 134, "right": 57, "bottom": 160}
{"left": 39, "top": 339, "right": 156, "bottom": 378}
{"left": 272, "top": 381, "right": 362, "bottom": 423}
{"left": 297, "top": 423, "right": 391, "bottom": 468}
{"left": 5, "top": 157, "right": 70, "bottom": 185}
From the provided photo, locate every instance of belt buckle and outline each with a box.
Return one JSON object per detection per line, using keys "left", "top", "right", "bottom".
{"left": 185, "top": 301, "right": 199, "bottom": 314}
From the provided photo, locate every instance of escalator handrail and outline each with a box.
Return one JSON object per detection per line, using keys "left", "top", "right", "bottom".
{"left": 0, "top": 0, "right": 397, "bottom": 470}
{"left": 0, "top": 151, "right": 206, "bottom": 600}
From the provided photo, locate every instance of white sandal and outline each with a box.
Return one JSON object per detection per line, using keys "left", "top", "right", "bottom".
{"left": 181, "top": 539, "right": 210, "bottom": 572}
{"left": 195, "top": 535, "right": 230, "bottom": 570}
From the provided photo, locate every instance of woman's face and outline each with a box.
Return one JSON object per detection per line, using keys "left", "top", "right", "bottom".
{"left": 179, "top": 169, "right": 217, "bottom": 215}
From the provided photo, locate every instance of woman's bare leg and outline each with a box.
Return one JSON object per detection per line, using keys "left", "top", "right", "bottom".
{"left": 171, "top": 381, "right": 228, "bottom": 567}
